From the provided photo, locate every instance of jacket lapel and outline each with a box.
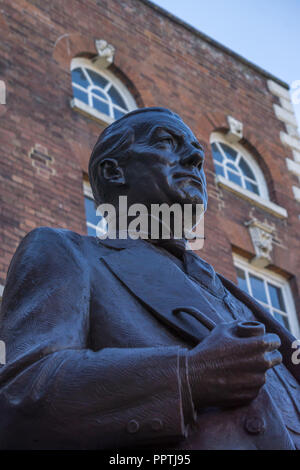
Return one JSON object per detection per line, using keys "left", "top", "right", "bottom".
{"left": 100, "top": 240, "right": 221, "bottom": 345}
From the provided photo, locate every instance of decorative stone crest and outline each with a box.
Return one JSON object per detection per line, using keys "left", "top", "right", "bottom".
{"left": 227, "top": 115, "right": 243, "bottom": 143}
{"left": 245, "top": 217, "right": 275, "bottom": 268}
{"left": 93, "top": 39, "right": 115, "bottom": 68}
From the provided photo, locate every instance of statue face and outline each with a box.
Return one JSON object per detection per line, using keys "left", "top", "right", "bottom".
{"left": 123, "top": 112, "right": 207, "bottom": 212}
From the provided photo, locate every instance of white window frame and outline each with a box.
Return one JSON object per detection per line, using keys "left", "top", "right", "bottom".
{"left": 211, "top": 132, "right": 269, "bottom": 199}
{"left": 234, "top": 254, "right": 299, "bottom": 338}
{"left": 210, "top": 132, "right": 287, "bottom": 219}
{"left": 71, "top": 58, "right": 137, "bottom": 125}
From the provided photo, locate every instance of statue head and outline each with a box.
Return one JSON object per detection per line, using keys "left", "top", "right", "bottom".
{"left": 89, "top": 107, "right": 207, "bottom": 223}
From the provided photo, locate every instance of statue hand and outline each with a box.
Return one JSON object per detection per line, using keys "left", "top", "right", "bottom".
{"left": 187, "top": 321, "right": 282, "bottom": 409}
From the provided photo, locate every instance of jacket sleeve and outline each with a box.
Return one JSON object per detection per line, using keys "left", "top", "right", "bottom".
{"left": 0, "top": 227, "right": 190, "bottom": 449}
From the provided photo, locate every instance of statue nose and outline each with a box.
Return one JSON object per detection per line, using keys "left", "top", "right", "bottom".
{"left": 180, "top": 149, "right": 204, "bottom": 169}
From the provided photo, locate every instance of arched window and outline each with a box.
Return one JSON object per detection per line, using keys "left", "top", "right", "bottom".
{"left": 71, "top": 58, "right": 137, "bottom": 125}
{"left": 210, "top": 133, "right": 269, "bottom": 200}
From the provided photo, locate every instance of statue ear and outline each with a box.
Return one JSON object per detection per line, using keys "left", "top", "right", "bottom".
{"left": 99, "top": 158, "right": 125, "bottom": 185}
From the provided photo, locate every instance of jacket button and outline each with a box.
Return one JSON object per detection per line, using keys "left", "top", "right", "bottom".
{"left": 244, "top": 416, "right": 266, "bottom": 435}
{"left": 127, "top": 419, "right": 139, "bottom": 434}
{"left": 150, "top": 418, "right": 163, "bottom": 431}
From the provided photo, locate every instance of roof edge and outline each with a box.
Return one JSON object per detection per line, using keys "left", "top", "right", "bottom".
{"left": 140, "top": 0, "right": 289, "bottom": 90}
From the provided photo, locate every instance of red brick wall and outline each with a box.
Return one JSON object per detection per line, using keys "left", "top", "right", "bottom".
{"left": 0, "top": 0, "right": 299, "bottom": 316}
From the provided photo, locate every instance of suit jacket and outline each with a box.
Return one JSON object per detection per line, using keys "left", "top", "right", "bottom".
{"left": 0, "top": 227, "right": 299, "bottom": 450}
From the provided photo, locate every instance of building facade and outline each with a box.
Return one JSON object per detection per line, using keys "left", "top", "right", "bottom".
{"left": 0, "top": 0, "right": 299, "bottom": 336}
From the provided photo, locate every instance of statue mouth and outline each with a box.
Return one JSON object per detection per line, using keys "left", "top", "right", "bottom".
{"left": 173, "top": 171, "right": 203, "bottom": 186}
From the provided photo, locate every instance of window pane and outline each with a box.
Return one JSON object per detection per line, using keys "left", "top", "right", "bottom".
{"left": 87, "top": 70, "right": 109, "bottom": 89}
{"left": 214, "top": 163, "right": 225, "bottom": 177}
{"left": 71, "top": 68, "right": 89, "bottom": 88}
{"left": 227, "top": 171, "right": 242, "bottom": 186}
{"left": 91, "top": 88, "right": 107, "bottom": 100}
{"left": 84, "top": 197, "right": 101, "bottom": 227}
{"left": 72, "top": 86, "right": 89, "bottom": 104}
{"left": 226, "top": 162, "right": 239, "bottom": 172}
{"left": 273, "top": 311, "right": 290, "bottom": 330}
{"left": 239, "top": 157, "right": 255, "bottom": 180}
{"left": 268, "top": 284, "right": 286, "bottom": 311}
{"left": 236, "top": 267, "right": 249, "bottom": 293}
{"left": 249, "top": 274, "right": 268, "bottom": 303}
{"left": 211, "top": 143, "right": 224, "bottom": 163}
{"left": 245, "top": 180, "right": 259, "bottom": 195}
{"left": 109, "top": 85, "right": 127, "bottom": 109}
{"left": 92, "top": 97, "right": 110, "bottom": 115}
{"left": 220, "top": 143, "right": 237, "bottom": 161}
{"left": 113, "top": 108, "right": 126, "bottom": 120}
{"left": 87, "top": 224, "right": 97, "bottom": 236}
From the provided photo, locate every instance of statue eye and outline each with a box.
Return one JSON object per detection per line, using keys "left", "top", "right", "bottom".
{"left": 159, "top": 137, "right": 175, "bottom": 147}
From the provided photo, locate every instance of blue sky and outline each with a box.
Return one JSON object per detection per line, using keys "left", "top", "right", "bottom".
{"left": 152, "top": 0, "right": 300, "bottom": 128}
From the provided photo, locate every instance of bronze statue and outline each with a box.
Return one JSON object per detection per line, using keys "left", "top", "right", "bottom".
{"left": 0, "top": 107, "right": 299, "bottom": 449}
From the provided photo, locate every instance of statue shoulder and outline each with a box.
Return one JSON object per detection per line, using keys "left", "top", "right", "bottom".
{"left": 9, "top": 227, "right": 92, "bottom": 274}
{"left": 20, "top": 226, "right": 84, "bottom": 251}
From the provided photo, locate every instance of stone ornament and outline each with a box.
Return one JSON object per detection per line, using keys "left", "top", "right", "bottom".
{"left": 245, "top": 217, "right": 274, "bottom": 268}
{"left": 227, "top": 115, "right": 243, "bottom": 143}
{"left": 94, "top": 39, "right": 115, "bottom": 68}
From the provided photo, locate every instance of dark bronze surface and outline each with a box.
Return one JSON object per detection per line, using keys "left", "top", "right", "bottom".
{"left": 0, "top": 107, "right": 299, "bottom": 449}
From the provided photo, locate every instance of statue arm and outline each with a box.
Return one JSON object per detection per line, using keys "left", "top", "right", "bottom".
{"left": 0, "top": 227, "right": 191, "bottom": 449}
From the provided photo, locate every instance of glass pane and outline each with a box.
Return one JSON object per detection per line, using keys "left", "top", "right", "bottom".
{"left": 214, "top": 163, "right": 225, "bottom": 177}
{"left": 249, "top": 274, "right": 268, "bottom": 303}
{"left": 268, "top": 284, "right": 286, "bottom": 311}
{"left": 273, "top": 311, "right": 290, "bottom": 330}
{"left": 109, "top": 85, "right": 127, "bottom": 109}
{"left": 92, "top": 97, "right": 110, "bottom": 115}
{"left": 220, "top": 143, "right": 237, "bottom": 161}
{"left": 226, "top": 162, "right": 239, "bottom": 172}
{"left": 91, "top": 88, "right": 107, "bottom": 100}
{"left": 71, "top": 68, "right": 89, "bottom": 88}
{"left": 87, "top": 70, "right": 109, "bottom": 89}
{"left": 227, "top": 170, "right": 242, "bottom": 186}
{"left": 84, "top": 197, "right": 101, "bottom": 227}
{"left": 113, "top": 108, "right": 126, "bottom": 120}
{"left": 72, "top": 86, "right": 89, "bottom": 104}
{"left": 211, "top": 143, "right": 224, "bottom": 163}
{"left": 236, "top": 267, "right": 249, "bottom": 293}
{"left": 239, "top": 157, "right": 255, "bottom": 180}
{"left": 245, "top": 180, "right": 259, "bottom": 195}
{"left": 87, "top": 224, "right": 97, "bottom": 236}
